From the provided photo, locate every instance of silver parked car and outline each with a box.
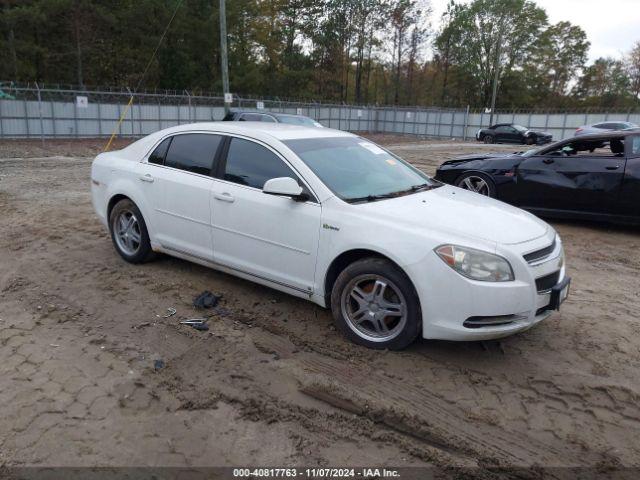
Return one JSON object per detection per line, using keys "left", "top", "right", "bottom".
{"left": 575, "top": 121, "right": 638, "bottom": 136}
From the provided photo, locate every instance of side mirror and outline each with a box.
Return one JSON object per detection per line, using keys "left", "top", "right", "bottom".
{"left": 263, "top": 177, "right": 308, "bottom": 201}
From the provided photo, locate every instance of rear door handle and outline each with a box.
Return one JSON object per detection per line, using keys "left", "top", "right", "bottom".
{"left": 605, "top": 165, "right": 620, "bottom": 170}
{"left": 139, "top": 174, "right": 154, "bottom": 183}
{"left": 213, "top": 192, "right": 235, "bottom": 203}
{"left": 542, "top": 159, "right": 554, "bottom": 164}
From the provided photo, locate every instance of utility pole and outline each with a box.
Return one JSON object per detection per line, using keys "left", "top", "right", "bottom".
{"left": 489, "top": 22, "right": 504, "bottom": 126}
{"left": 219, "top": 0, "right": 231, "bottom": 114}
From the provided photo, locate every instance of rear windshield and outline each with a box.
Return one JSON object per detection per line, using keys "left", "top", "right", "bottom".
{"left": 275, "top": 115, "right": 317, "bottom": 126}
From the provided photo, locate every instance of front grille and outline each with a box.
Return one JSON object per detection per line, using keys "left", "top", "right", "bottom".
{"left": 524, "top": 240, "right": 556, "bottom": 264}
{"left": 536, "top": 271, "right": 560, "bottom": 293}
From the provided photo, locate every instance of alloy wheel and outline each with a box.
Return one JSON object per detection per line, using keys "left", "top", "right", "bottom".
{"left": 340, "top": 274, "right": 407, "bottom": 343}
{"left": 459, "top": 176, "right": 491, "bottom": 196}
{"left": 113, "top": 210, "right": 142, "bottom": 256}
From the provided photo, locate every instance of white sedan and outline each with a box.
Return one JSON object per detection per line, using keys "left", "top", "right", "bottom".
{"left": 91, "top": 123, "right": 570, "bottom": 350}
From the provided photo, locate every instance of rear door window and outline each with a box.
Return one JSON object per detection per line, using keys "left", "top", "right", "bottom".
{"left": 148, "top": 137, "right": 171, "bottom": 165}
{"left": 164, "top": 133, "right": 222, "bottom": 176}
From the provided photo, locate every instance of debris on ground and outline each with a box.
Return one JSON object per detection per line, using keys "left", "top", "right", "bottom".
{"left": 159, "top": 307, "right": 177, "bottom": 318}
{"left": 153, "top": 359, "right": 165, "bottom": 370}
{"left": 193, "top": 291, "right": 221, "bottom": 309}
{"left": 180, "top": 319, "right": 210, "bottom": 331}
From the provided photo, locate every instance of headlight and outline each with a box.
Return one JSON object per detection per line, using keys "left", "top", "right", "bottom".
{"left": 435, "top": 245, "right": 514, "bottom": 282}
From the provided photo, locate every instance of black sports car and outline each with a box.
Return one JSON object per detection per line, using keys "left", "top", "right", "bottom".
{"left": 435, "top": 130, "right": 640, "bottom": 225}
{"left": 476, "top": 123, "right": 553, "bottom": 145}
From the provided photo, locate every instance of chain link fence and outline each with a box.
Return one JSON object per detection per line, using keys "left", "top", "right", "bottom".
{"left": 1, "top": 82, "right": 639, "bottom": 142}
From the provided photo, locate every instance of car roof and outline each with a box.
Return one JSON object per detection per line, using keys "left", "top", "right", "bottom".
{"left": 163, "top": 121, "right": 348, "bottom": 140}
{"left": 535, "top": 129, "right": 638, "bottom": 153}
{"left": 272, "top": 112, "right": 307, "bottom": 118}
{"left": 570, "top": 129, "right": 638, "bottom": 141}
{"left": 230, "top": 110, "right": 312, "bottom": 119}
{"left": 118, "top": 122, "right": 354, "bottom": 160}
{"left": 229, "top": 109, "right": 270, "bottom": 114}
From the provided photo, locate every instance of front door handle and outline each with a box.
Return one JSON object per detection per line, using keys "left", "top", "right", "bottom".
{"left": 213, "top": 192, "right": 235, "bottom": 203}
{"left": 605, "top": 165, "right": 620, "bottom": 170}
{"left": 542, "top": 159, "right": 554, "bottom": 165}
{"left": 139, "top": 174, "right": 154, "bottom": 183}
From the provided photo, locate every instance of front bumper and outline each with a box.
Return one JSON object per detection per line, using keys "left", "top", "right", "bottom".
{"left": 413, "top": 232, "right": 567, "bottom": 341}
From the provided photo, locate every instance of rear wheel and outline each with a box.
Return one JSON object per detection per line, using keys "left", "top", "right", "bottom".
{"left": 455, "top": 172, "right": 497, "bottom": 197}
{"left": 483, "top": 135, "right": 494, "bottom": 144}
{"left": 109, "top": 199, "right": 154, "bottom": 263}
{"left": 331, "top": 258, "right": 421, "bottom": 350}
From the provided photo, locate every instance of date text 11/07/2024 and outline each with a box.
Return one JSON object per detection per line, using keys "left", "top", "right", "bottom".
{"left": 232, "top": 468, "right": 400, "bottom": 478}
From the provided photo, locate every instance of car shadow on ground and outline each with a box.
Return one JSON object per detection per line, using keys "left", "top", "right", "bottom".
{"left": 546, "top": 217, "right": 640, "bottom": 234}
{"left": 149, "top": 250, "right": 550, "bottom": 364}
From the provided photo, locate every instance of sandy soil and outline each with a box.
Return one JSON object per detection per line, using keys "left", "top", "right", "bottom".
{"left": 1, "top": 137, "right": 639, "bottom": 474}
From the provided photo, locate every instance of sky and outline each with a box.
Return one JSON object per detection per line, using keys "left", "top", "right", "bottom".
{"left": 429, "top": 0, "right": 640, "bottom": 62}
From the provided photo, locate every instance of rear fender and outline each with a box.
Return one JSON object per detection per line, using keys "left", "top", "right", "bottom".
{"left": 104, "top": 170, "right": 156, "bottom": 241}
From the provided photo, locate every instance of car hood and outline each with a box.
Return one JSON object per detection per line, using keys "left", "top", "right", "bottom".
{"left": 354, "top": 185, "right": 550, "bottom": 246}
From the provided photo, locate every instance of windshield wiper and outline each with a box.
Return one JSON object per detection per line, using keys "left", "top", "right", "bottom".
{"left": 345, "top": 192, "right": 399, "bottom": 203}
{"left": 407, "top": 183, "right": 437, "bottom": 192}
{"left": 346, "top": 183, "right": 440, "bottom": 203}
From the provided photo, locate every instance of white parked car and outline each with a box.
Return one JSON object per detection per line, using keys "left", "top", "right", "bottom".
{"left": 91, "top": 123, "right": 570, "bottom": 350}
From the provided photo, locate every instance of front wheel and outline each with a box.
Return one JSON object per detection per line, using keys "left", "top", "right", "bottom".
{"left": 525, "top": 136, "right": 535, "bottom": 145}
{"left": 483, "top": 135, "right": 494, "bottom": 144}
{"left": 331, "top": 258, "right": 421, "bottom": 350}
{"left": 109, "top": 198, "right": 155, "bottom": 263}
{"left": 455, "top": 172, "right": 497, "bottom": 197}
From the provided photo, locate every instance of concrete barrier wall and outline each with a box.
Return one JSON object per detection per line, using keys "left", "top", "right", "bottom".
{"left": 1, "top": 95, "right": 638, "bottom": 141}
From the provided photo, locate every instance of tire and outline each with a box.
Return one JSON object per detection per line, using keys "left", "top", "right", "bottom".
{"left": 330, "top": 258, "right": 421, "bottom": 350}
{"left": 108, "top": 198, "right": 155, "bottom": 263}
{"left": 455, "top": 171, "right": 497, "bottom": 198}
{"left": 483, "top": 135, "right": 494, "bottom": 144}
{"left": 525, "top": 136, "right": 535, "bottom": 145}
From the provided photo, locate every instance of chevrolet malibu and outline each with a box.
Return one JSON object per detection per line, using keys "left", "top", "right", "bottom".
{"left": 91, "top": 123, "right": 570, "bottom": 350}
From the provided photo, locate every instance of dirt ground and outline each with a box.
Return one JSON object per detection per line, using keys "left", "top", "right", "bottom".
{"left": 1, "top": 135, "right": 639, "bottom": 475}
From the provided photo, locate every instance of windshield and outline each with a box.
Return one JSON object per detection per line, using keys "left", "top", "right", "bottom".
{"left": 513, "top": 124, "right": 528, "bottom": 132}
{"left": 283, "top": 137, "right": 437, "bottom": 202}
{"left": 275, "top": 115, "right": 318, "bottom": 127}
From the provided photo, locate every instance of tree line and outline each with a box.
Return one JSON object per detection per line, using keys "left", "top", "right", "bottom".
{"left": 1, "top": 0, "right": 639, "bottom": 109}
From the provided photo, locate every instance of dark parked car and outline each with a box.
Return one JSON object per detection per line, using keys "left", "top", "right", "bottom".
{"left": 222, "top": 110, "right": 323, "bottom": 127}
{"left": 435, "top": 130, "right": 640, "bottom": 225}
{"left": 476, "top": 123, "right": 552, "bottom": 145}
{"left": 575, "top": 121, "right": 638, "bottom": 136}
